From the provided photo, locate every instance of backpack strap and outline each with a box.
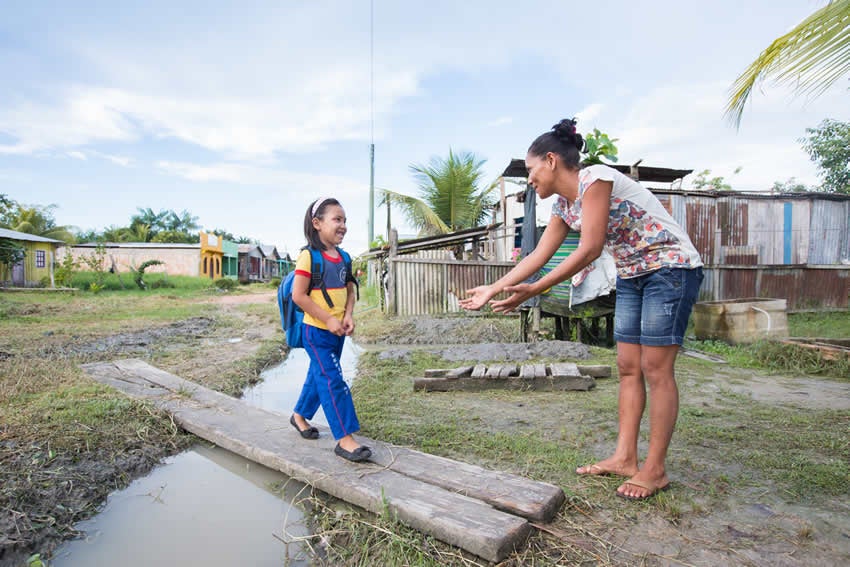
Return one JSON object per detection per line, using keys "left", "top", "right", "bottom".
{"left": 307, "top": 247, "right": 334, "bottom": 308}
{"left": 338, "top": 248, "right": 360, "bottom": 301}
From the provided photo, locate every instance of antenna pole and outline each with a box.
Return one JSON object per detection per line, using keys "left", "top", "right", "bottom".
{"left": 367, "top": 0, "right": 375, "bottom": 246}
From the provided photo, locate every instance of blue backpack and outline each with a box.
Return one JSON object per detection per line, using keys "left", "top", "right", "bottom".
{"left": 277, "top": 247, "right": 355, "bottom": 348}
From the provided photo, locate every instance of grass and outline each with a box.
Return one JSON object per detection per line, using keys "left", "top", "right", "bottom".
{"left": 0, "top": 284, "right": 285, "bottom": 563}
{"left": 3, "top": 284, "right": 848, "bottom": 565}
{"left": 307, "top": 307, "right": 850, "bottom": 565}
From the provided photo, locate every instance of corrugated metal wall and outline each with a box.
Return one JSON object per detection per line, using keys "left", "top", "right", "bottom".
{"left": 809, "top": 199, "right": 850, "bottom": 264}
{"left": 390, "top": 258, "right": 514, "bottom": 316}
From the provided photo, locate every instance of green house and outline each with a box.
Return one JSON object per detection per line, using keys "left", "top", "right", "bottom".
{"left": 0, "top": 227, "right": 65, "bottom": 287}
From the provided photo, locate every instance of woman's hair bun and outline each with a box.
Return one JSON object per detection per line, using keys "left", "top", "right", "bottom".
{"left": 551, "top": 118, "right": 583, "bottom": 151}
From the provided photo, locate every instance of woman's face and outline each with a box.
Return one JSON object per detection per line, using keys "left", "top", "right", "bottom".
{"left": 525, "top": 152, "right": 556, "bottom": 199}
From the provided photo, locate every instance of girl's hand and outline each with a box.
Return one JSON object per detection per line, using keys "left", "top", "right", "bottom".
{"left": 326, "top": 317, "right": 345, "bottom": 336}
{"left": 342, "top": 314, "right": 355, "bottom": 336}
{"left": 489, "top": 283, "right": 535, "bottom": 313}
{"left": 459, "top": 285, "right": 496, "bottom": 311}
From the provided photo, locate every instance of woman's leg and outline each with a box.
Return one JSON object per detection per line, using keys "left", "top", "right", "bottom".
{"left": 616, "top": 267, "right": 702, "bottom": 498}
{"left": 578, "top": 275, "right": 643, "bottom": 477}
{"left": 616, "top": 344, "right": 679, "bottom": 498}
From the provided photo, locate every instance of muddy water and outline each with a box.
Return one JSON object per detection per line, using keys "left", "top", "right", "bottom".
{"left": 53, "top": 341, "right": 363, "bottom": 567}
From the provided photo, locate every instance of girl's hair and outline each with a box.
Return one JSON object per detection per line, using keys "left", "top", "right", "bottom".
{"left": 303, "top": 197, "right": 341, "bottom": 250}
{"left": 527, "top": 118, "right": 585, "bottom": 170}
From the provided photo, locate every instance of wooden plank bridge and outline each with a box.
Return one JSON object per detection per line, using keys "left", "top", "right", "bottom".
{"left": 81, "top": 359, "right": 566, "bottom": 563}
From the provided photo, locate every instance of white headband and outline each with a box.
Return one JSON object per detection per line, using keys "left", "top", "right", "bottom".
{"left": 311, "top": 196, "right": 332, "bottom": 218}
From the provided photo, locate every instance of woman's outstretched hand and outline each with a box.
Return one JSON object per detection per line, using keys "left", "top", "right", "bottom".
{"left": 489, "top": 283, "right": 535, "bottom": 313}
{"left": 459, "top": 285, "right": 495, "bottom": 311}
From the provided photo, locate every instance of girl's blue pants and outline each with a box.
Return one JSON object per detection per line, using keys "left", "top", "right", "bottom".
{"left": 294, "top": 325, "right": 361, "bottom": 440}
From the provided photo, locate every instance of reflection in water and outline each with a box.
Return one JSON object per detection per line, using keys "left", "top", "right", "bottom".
{"left": 52, "top": 446, "right": 312, "bottom": 567}
{"left": 242, "top": 339, "right": 363, "bottom": 417}
{"left": 53, "top": 341, "right": 362, "bottom": 567}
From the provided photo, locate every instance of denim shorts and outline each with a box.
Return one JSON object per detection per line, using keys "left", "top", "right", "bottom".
{"left": 613, "top": 266, "right": 704, "bottom": 346}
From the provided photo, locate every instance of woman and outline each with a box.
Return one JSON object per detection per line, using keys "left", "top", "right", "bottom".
{"left": 460, "top": 118, "right": 703, "bottom": 500}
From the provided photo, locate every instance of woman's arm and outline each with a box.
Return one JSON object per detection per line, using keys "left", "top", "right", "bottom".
{"left": 459, "top": 215, "right": 568, "bottom": 310}
{"left": 490, "top": 180, "right": 613, "bottom": 312}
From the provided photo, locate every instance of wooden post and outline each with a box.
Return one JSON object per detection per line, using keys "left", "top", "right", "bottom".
{"left": 387, "top": 228, "right": 398, "bottom": 315}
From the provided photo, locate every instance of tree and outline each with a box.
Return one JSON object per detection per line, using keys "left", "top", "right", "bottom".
{"left": 725, "top": 0, "right": 850, "bottom": 126}
{"left": 0, "top": 194, "right": 17, "bottom": 228}
{"left": 8, "top": 204, "right": 74, "bottom": 242}
{"left": 800, "top": 118, "right": 850, "bottom": 193}
{"left": 691, "top": 167, "right": 742, "bottom": 191}
{"left": 771, "top": 178, "right": 811, "bottom": 193}
{"left": 380, "top": 150, "right": 497, "bottom": 237}
{"left": 0, "top": 238, "right": 25, "bottom": 272}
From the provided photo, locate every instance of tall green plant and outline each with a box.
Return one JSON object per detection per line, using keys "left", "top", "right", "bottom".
{"left": 380, "top": 150, "right": 497, "bottom": 237}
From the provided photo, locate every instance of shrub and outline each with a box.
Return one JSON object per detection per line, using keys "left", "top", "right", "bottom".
{"left": 214, "top": 277, "right": 237, "bottom": 291}
{"left": 269, "top": 277, "right": 281, "bottom": 288}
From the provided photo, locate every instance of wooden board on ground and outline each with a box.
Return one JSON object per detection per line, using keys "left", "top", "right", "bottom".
{"left": 414, "top": 363, "right": 605, "bottom": 392}
{"left": 82, "top": 359, "right": 566, "bottom": 562}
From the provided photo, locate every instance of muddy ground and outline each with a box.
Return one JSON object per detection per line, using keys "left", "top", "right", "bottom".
{"left": 3, "top": 291, "right": 849, "bottom": 566}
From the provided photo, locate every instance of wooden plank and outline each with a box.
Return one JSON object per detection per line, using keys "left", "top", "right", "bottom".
{"left": 576, "top": 365, "right": 612, "bottom": 378}
{"left": 413, "top": 374, "right": 595, "bottom": 392}
{"left": 549, "top": 362, "right": 581, "bottom": 378}
{"left": 81, "top": 359, "right": 562, "bottom": 562}
{"left": 499, "top": 364, "right": 518, "bottom": 378}
{"left": 424, "top": 369, "right": 448, "bottom": 378}
{"left": 485, "top": 365, "right": 503, "bottom": 378}
{"left": 446, "top": 365, "right": 474, "bottom": 379}
{"left": 470, "top": 364, "right": 487, "bottom": 378}
{"left": 519, "top": 364, "right": 536, "bottom": 379}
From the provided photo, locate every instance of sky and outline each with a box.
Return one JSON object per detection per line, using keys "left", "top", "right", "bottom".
{"left": 1, "top": 0, "right": 848, "bottom": 256}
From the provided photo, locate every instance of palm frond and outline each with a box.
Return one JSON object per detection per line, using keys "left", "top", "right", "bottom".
{"left": 725, "top": 0, "right": 850, "bottom": 127}
{"left": 377, "top": 187, "right": 450, "bottom": 235}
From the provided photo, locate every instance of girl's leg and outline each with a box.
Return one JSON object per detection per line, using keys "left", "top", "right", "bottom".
{"left": 293, "top": 325, "right": 322, "bottom": 431}
{"left": 303, "top": 325, "right": 362, "bottom": 450}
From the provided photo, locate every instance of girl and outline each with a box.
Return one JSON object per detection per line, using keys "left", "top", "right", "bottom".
{"left": 290, "top": 197, "right": 371, "bottom": 463}
{"left": 460, "top": 119, "right": 703, "bottom": 499}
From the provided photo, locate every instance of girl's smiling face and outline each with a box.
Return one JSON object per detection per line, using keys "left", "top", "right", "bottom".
{"left": 313, "top": 204, "right": 347, "bottom": 248}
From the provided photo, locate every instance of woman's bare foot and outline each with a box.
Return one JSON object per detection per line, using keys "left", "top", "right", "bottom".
{"left": 575, "top": 457, "right": 638, "bottom": 477}
{"left": 616, "top": 472, "right": 671, "bottom": 500}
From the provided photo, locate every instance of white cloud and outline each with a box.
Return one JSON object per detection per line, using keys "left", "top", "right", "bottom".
{"left": 67, "top": 151, "right": 87, "bottom": 160}
{"left": 486, "top": 116, "right": 514, "bottom": 127}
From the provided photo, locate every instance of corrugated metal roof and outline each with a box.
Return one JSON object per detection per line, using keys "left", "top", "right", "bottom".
{"left": 74, "top": 242, "right": 199, "bottom": 249}
{"left": 0, "top": 227, "right": 65, "bottom": 244}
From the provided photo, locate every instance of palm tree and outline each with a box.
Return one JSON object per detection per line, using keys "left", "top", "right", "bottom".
{"left": 131, "top": 208, "right": 169, "bottom": 236}
{"left": 380, "top": 150, "right": 497, "bottom": 237}
{"left": 725, "top": 0, "right": 850, "bottom": 126}
{"left": 10, "top": 205, "right": 74, "bottom": 242}
{"left": 166, "top": 209, "right": 200, "bottom": 234}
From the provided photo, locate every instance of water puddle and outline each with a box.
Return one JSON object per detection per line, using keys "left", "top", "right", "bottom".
{"left": 53, "top": 340, "right": 363, "bottom": 566}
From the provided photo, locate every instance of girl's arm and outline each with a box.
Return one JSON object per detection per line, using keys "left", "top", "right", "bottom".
{"left": 490, "top": 180, "right": 612, "bottom": 313}
{"left": 342, "top": 281, "right": 356, "bottom": 336}
{"left": 459, "top": 215, "right": 569, "bottom": 310}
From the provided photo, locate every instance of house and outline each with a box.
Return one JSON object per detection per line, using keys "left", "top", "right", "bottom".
{"left": 0, "top": 227, "right": 65, "bottom": 287}
{"left": 222, "top": 239, "right": 239, "bottom": 279}
{"left": 200, "top": 232, "right": 223, "bottom": 280}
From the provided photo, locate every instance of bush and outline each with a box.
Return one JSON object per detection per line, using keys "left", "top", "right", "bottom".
{"left": 269, "top": 277, "right": 281, "bottom": 288}
{"left": 150, "top": 279, "right": 176, "bottom": 289}
{"left": 214, "top": 277, "right": 237, "bottom": 291}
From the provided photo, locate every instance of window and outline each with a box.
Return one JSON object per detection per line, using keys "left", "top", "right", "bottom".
{"left": 36, "top": 250, "right": 46, "bottom": 268}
